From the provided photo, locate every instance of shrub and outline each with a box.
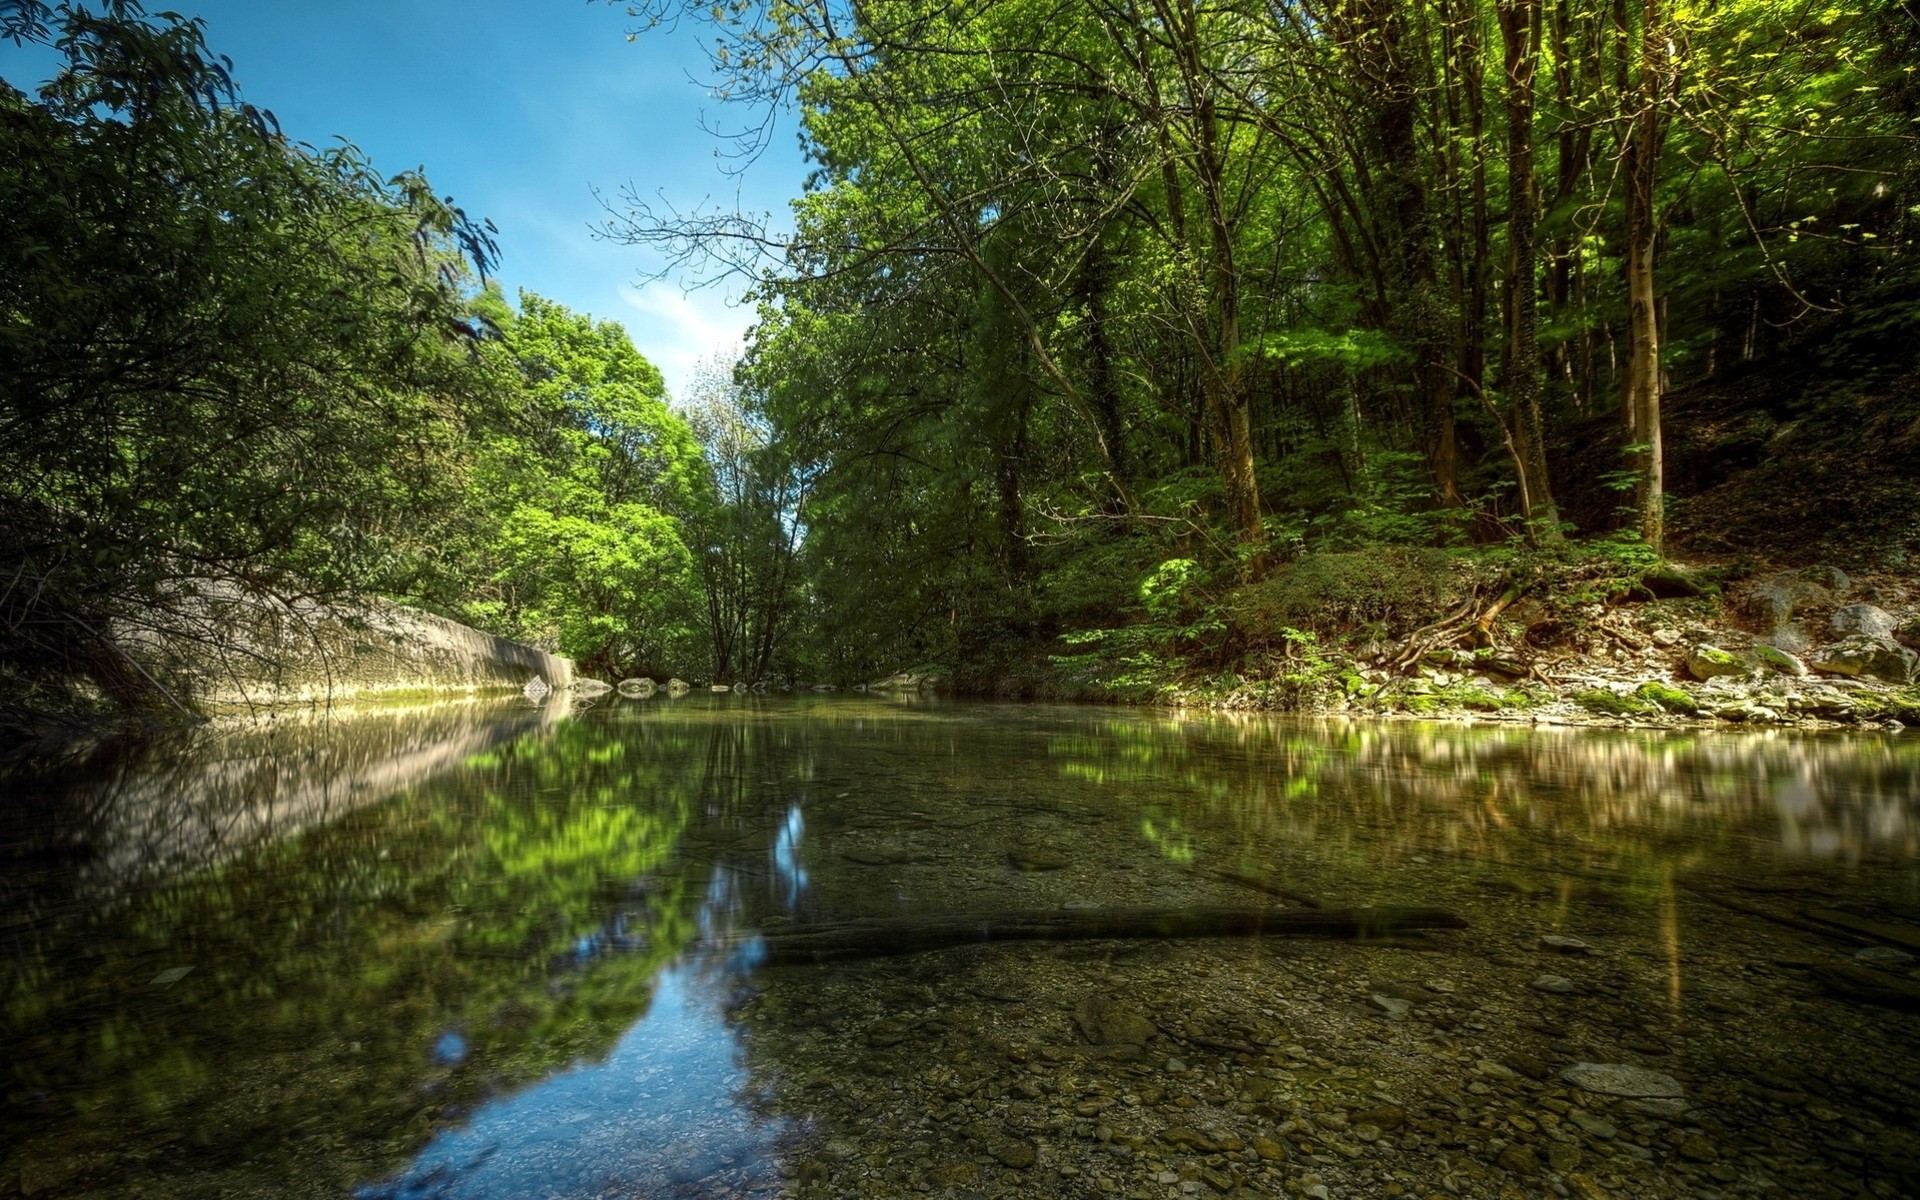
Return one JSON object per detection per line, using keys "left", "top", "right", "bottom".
{"left": 1226, "top": 547, "right": 1467, "bottom": 643}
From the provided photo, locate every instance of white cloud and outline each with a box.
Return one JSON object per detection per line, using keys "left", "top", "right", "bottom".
{"left": 617, "top": 283, "right": 753, "bottom": 401}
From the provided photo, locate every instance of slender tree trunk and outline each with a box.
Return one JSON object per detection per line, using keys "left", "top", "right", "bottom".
{"left": 1622, "top": 0, "right": 1666, "bottom": 551}
{"left": 1499, "top": 0, "right": 1564, "bottom": 542}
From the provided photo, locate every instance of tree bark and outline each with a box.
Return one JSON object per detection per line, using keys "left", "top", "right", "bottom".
{"left": 1622, "top": 0, "right": 1667, "bottom": 551}
{"left": 1498, "top": 0, "right": 1564, "bottom": 542}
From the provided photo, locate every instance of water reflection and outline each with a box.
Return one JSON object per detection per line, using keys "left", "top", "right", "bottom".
{"left": 1, "top": 699, "right": 1916, "bottom": 1199}
{"left": 362, "top": 870, "right": 798, "bottom": 1200}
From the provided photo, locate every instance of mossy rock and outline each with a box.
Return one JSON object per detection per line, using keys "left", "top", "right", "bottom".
{"left": 1576, "top": 689, "right": 1660, "bottom": 717}
{"left": 1635, "top": 681, "right": 1701, "bottom": 714}
{"left": 1685, "top": 645, "right": 1750, "bottom": 681}
{"left": 1444, "top": 685, "right": 1507, "bottom": 712}
{"left": 1751, "top": 644, "right": 1808, "bottom": 677}
{"left": 1639, "top": 565, "right": 1717, "bottom": 599}
{"left": 1852, "top": 688, "right": 1920, "bottom": 723}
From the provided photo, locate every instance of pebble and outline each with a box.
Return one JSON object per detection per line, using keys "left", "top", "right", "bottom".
{"left": 1368, "top": 993, "right": 1412, "bottom": 1021}
{"left": 1853, "top": 946, "right": 1915, "bottom": 967}
{"left": 1568, "top": 1111, "right": 1617, "bottom": 1139}
{"left": 1561, "top": 1063, "right": 1685, "bottom": 1099}
{"left": 990, "top": 1138, "right": 1037, "bottom": 1169}
{"left": 1530, "top": 974, "right": 1578, "bottom": 994}
{"left": 1540, "top": 935, "right": 1594, "bottom": 955}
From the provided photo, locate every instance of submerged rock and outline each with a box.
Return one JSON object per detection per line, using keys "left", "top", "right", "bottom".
{"left": 1561, "top": 1062, "right": 1685, "bottom": 1099}
{"left": 1529, "top": 974, "right": 1578, "bottom": 993}
{"left": 1539, "top": 934, "right": 1594, "bottom": 955}
{"left": 1073, "top": 995, "right": 1157, "bottom": 1046}
{"left": 616, "top": 677, "right": 656, "bottom": 698}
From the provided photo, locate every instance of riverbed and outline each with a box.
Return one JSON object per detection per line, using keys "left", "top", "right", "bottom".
{"left": 2, "top": 696, "right": 1916, "bottom": 1199}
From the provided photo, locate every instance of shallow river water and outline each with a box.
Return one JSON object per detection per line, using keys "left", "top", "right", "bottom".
{"left": 2, "top": 696, "right": 1918, "bottom": 1200}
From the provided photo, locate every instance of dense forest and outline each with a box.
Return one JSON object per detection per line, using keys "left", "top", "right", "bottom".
{"left": 3, "top": 0, "right": 1918, "bottom": 723}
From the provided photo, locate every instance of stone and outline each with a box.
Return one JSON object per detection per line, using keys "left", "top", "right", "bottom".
{"left": 1567, "top": 1111, "right": 1616, "bottom": 1139}
{"left": 1745, "top": 572, "right": 1830, "bottom": 626}
{"left": 1161, "top": 1126, "right": 1218, "bottom": 1152}
{"left": 1530, "top": 974, "right": 1578, "bottom": 994}
{"left": 1802, "top": 564, "right": 1851, "bottom": 593}
{"left": 1561, "top": 1063, "right": 1685, "bottom": 1099}
{"left": 1898, "top": 615, "right": 1920, "bottom": 649}
{"left": 1007, "top": 845, "right": 1070, "bottom": 871}
{"left": 1831, "top": 603, "right": 1898, "bottom": 639}
{"left": 928, "top": 1162, "right": 980, "bottom": 1187}
{"left": 1476, "top": 1059, "right": 1520, "bottom": 1081}
{"left": 1075, "top": 996, "right": 1158, "bottom": 1047}
{"left": 709, "top": 683, "right": 732, "bottom": 693}
{"left": 1679, "top": 1135, "right": 1718, "bottom": 1162}
{"left": 1368, "top": 993, "right": 1412, "bottom": 1021}
{"left": 1854, "top": 946, "right": 1917, "bottom": 968}
{"left": 666, "top": 678, "right": 690, "bottom": 695}
{"left": 1685, "top": 646, "right": 1748, "bottom": 681}
{"left": 1623, "top": 1098, "right": 1689, "bottom": 1118}
{"left": 1752, "top": 644, "right": 1808, "bottom": 677}
{"left": 1809, "top": 635, "right": 1919, "bottom": 684}
{"left": 1504, "top": 1052, "right": 1551, "bottom": 1081}
{"left": 1540, "top": 935, "right": 1594, "bottom": 955}
{"left": 989, "top": 1138, "right": 1037, "bottom": 1169}
{"left": 1497, "top": 1144, "right": 1541, "bottom": 1174}
{"left": 1547, "top": 1141, "right": 1584, "bottom": 1173}
{"left": 616, "top": 676, "right": 656, "bottom": 698}
{"left": 1251, "top": 1135, "right": 1288, "bottom": 1162}
{"left": 1352, "top": 1105, "right": 1405, "bottom": 1131}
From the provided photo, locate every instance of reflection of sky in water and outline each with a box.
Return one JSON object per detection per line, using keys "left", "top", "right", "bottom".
{"left": 359, "top": 870, "right": 796, "bottom": 1200}
{"left": 773, "top": 803, "right": 808, "bottom": 910}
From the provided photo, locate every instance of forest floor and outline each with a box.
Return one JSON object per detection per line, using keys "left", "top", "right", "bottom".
{"left": 1185, "top": 559, "right": 1919, "bottom": 732}
{"left": 960, "top": 552, "right": 1920, "bottom": 733}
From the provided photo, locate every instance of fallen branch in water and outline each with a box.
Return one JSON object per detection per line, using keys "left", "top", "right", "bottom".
{"left": 724, "top": 906, "right": 1468, "bottom": 966}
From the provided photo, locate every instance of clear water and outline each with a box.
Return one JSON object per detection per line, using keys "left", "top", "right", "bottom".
{"left": 3, "top": 696, "right": 1917, "bottom": 1200}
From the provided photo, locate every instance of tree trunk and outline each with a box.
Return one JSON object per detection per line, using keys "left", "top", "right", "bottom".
{"left": 1622, "top": 0, "right": 1666, "bottom": 551}
{"left": 1499, "top": 0, "right": 1564, "bottom": 542}
{"left": 715, "top": 905, "right": 1469, "bottom": 966}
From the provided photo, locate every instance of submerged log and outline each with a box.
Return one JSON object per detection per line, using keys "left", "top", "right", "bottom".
{"left": 726, "top": 905, "right": 1467, "bottom": 966}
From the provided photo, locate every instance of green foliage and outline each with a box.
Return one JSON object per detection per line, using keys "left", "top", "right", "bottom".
{"left": 434, "top": 292, "right": 708, "bottom": 679}
{"left": 1226, "top": 547, "right": 1467, "bottom": 641}
{"left": 0, "top": 2, "right": 507, "bottom": 715}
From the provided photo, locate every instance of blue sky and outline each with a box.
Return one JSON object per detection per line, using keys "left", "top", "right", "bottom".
{"left": 0, "top": 0, "right": 806, "bottom": 400}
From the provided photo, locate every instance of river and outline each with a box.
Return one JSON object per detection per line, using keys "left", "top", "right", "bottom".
{"left": 2, "top": 695, "right": 1916, "bottom": 1199}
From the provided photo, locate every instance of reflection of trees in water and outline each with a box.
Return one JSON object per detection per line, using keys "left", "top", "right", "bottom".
{"left": 1047, "top": 716, "right": 1920, "bottom": 872}
{"left": 1, "top": 699, "right": 567, "bottom": 904}
{"left": 0, "top": 710, "right": 764, "bottom": 1197}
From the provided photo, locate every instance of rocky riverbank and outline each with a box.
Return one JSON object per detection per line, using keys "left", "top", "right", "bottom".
{"left": 1151, "top": 562, "right": 1920, "bottom": 732}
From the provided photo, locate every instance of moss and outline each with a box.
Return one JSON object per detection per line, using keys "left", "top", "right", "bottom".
{"left": 1576, "top": 689, "right": 1659, "bottom": 717}
{"left": 1694, "top": 646, "right": 1739, "bottom": 667}
{"left": 1752, "top": 645, "right": 1802, "bottom": 675}
{"left": 1441, "top": 684, "right": 1507, "bottom": 712}
{"left": 1852, "top": 688, "right": 1920, "bottom": 723}
{"left": 1635, "top": 681, "right": 1702, "bottom": 714}
{"left": 1400, "top": 693, "right": 1440, "bottom": 715}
